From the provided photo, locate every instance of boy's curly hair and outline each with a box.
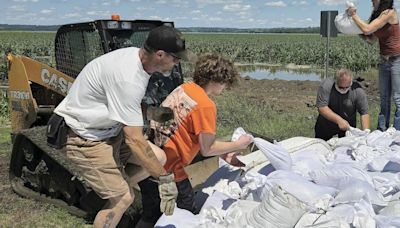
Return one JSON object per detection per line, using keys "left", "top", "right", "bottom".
{"left": 193, "top": 53, "right": 239, "bottom": 88}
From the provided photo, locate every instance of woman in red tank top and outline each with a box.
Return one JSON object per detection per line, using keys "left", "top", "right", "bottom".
{"left": 348, "top": 0, "right": 400, "bottom": 131}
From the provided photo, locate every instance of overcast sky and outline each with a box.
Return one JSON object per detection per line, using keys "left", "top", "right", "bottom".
{"left": 1, "top": 0, "right": 399, "bottom": 28}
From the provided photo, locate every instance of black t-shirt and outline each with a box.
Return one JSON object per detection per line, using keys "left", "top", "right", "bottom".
{"left": 316, "top": 78, "right": 368, "bottom": 128}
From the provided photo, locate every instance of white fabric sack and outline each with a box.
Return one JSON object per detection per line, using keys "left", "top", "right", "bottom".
{"left": 296, "top": 204, "right": 355, "bottom": 227}
{"left": 241, "top": 172, "right": 269, "bottom": 201}
{"left": 236, "top": 185, "right": 307, "bottom": 228}
{"left": 291, "top": 148, "right": 327, "bottom": 178}
{"left": 253, "top": 137, "right": 292, "bottom": 170}
{"left": 333, "top": 177, "right": 388, "bottom": 206}
{"left": 155, "top": 207, "right": 200, "bottom": 228}
{"left": 375, "top": 215, "right": 400, "bottom": 228}
{"left": 295, "top": 212, "right": 351, "bottom": 228}
{"left": 352, "top": 195, "right": 377, "bottom": 228}
{"left": 265, "top": 170, "right": 337, "bottom": 208}
{"left": 378, "top": 200, "right": 400, "bottom": 217}
{"left": 368, "top": 172, "right": 400, "bottom": 195}
{"left": 310, "top": 163, "right": 374, "bottom": 187}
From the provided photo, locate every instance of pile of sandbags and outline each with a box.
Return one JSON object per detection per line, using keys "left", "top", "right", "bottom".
{"left": 155, "top": 128, "right": 400, "bottom": 227}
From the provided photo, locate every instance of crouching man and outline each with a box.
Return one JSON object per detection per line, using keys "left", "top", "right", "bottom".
{"left": 315, "top": 68, "right": 370, "bottom": 140}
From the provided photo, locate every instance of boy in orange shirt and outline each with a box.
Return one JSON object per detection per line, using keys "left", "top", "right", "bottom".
{"left": 136, "top": 53, "right": 253, "bottom": 227}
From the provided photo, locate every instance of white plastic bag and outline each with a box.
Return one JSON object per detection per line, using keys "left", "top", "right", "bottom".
{"left": 334, "top": 1, "right": 362, "bottom": 35}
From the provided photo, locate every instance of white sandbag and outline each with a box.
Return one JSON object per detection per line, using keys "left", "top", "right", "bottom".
{"left": 326, "top": 204, "right": 356, "bottom": 224}
{"left": 279, "top": 137, "right": 331, "bottom": 156}
{"left": 291, "top": 149, "right": 327, "bottom": 178}
{"left": 368, "top": 172, "right": 400, "bottom": 196}
{"left": 352, "top": 144, "right": 382, "bottom": 163}
{"left": 310, "top": 163, "right": 374, "bottom": 187}
{"left": 334, "top": 1, "right": 362, "bottom": 35}
{"left": 295, "top": 211, "right": 351, "bottom": 228}
{"left": 203, "top": 200, "right": 260, "bottom": 227}
{"left": 155, "top": 207, "right": 200, "bottom": 228}
{"left": 367, "top": 154, "right": 400, "bottom": 173}
{"left": 265, "top": 170, "right": 337, "bottom": 208}
{"left": 236, "top": 185, "right": 307, "bottom": 228}
{"left": 253, "top": 137, "right": 292, "bottom": 170}
{"left": 327, "top": 136, "right": 361, "bottom": 149}
{"left": 366, "top": 130, "right": 394, "bottom": 148}
{"left": 241, "top": 172, "right": 269, "bottom": 201}
{"left": 375, "top": 215, "right": 400, "bottom": 228}
{"left": 296, "top": 203, "right": 356, "bottom": 227}
{"left": 353, "top": 195, "right": 376, "bottom": 228}
{"left": 378, "top": 200, "right": 400, "bottom": 217}
{"left": 333, "top": 177, "right": 388, "bottom": 206}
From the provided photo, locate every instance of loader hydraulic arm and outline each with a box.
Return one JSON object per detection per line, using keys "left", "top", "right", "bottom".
{"left": 7, "top": 54, "right": 75, "bottom": 132}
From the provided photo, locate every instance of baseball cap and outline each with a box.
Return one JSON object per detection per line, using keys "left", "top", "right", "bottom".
{"left": 144, "top": 25, "right": 195, "bottom": 62}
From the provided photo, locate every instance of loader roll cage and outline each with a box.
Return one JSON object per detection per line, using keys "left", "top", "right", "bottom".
{"left": 54, "top": 19, "right": 179, "bottom": 78}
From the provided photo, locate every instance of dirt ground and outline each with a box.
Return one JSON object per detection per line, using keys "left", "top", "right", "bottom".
{"left": 235, "top": 75, "right": 379, "bottom": 112}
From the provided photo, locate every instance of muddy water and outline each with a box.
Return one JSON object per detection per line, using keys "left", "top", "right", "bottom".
{"left": 239, "top": 65, "right": 325, "bottom": 81}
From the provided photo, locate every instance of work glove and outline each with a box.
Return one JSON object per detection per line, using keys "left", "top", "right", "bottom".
{"left": 158, "top": 173, "right": 178, "bottom": 216}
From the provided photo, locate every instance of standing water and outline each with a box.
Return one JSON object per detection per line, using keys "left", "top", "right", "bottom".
{"left": 239, "top": 65, "right": 323, "bottom": 81}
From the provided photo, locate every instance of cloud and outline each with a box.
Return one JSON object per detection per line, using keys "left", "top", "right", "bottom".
{"left": 40, "top": 9, "right": 53, "bottom": 14}
{"left": 209, "top": 17, "right": 222, "bottom": 21}
{"left": 196, "top": 0, "right": 242, "bottom": 5}
{"left": 317, "top": 0, "right": 355, "bottom": 5}
{"left": 223, "top": 4, "right": 251, "bottom": 12}
{"left": 292, "top": 1, "right": 308, "bottom": 5}
{"left": 265, "top": 1, "right": 287, "bottom": 7}
{"left": 64, "top": 12, "right": 81, "bottom": 18}
{"left": 12, "top": 0, "right": 39, "bottom": 2}
{"left": 191, "top": 10, "right": 201, "bottom": 14}
{"left": 9, "top": 5, "right": 26, "bottom": 12}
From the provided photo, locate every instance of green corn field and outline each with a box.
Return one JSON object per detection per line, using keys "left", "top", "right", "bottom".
{"left": 0, "top": 31, "right": 379, "bottom": 80}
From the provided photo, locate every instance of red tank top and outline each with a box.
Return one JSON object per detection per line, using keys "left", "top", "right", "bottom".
{"left": 374, "top": 23, "right": 400, "bottom": 56}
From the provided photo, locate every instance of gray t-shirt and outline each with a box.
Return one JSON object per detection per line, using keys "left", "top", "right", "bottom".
{"left": 316, "top": 78, "right": 368, "bottom": 127}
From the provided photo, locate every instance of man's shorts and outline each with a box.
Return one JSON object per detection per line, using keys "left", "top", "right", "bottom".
{"left": 64, "top": 130, "right": 132, "bottom": 199}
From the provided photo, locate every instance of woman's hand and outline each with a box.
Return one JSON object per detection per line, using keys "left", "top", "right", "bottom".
{"left": 347, "top": 7, "right": 357, "bottom": 17}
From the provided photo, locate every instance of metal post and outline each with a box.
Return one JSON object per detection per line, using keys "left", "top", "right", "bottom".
{"left": 325, "top": 11, "right": 331, "bottom": 79}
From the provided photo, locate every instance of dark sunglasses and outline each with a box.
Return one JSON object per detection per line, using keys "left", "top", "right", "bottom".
{"left": 166, "top": 52, "right": 181, "bottom": 60}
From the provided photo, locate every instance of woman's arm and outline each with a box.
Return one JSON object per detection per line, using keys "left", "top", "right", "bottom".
{"left": 348, "top": 8, "right": 394, "bottom": 34}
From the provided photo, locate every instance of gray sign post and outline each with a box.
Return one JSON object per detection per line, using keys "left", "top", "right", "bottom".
{"left": 320, "top": 11, "right": 338, "bottom": 78}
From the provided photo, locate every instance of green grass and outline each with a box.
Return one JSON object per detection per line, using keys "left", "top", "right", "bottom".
{"left": 0, "top": 126, "right": 88, "bottom": 227}
{"left": 0, "top": 94, "right": 9, "bottom": 126}
{"left": 215, "top": 91, "right": 381, "bottom": 141}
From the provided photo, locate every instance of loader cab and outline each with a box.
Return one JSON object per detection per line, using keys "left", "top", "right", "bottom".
{"left": 55, "top": 19, "right": 183, "bottom": 79}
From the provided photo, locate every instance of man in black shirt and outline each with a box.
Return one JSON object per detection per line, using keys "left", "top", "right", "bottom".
{"left": 315, "top": 69, "right": 370, "bottom": 140}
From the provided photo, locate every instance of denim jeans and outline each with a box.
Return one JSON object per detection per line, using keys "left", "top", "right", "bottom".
{"left": 378, "top": 55, "right": 400, "bottom": 131}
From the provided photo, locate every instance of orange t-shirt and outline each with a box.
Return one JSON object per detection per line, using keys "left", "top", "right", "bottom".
{"left": 151, "top": 82, "right": 217, "bottom": 181}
